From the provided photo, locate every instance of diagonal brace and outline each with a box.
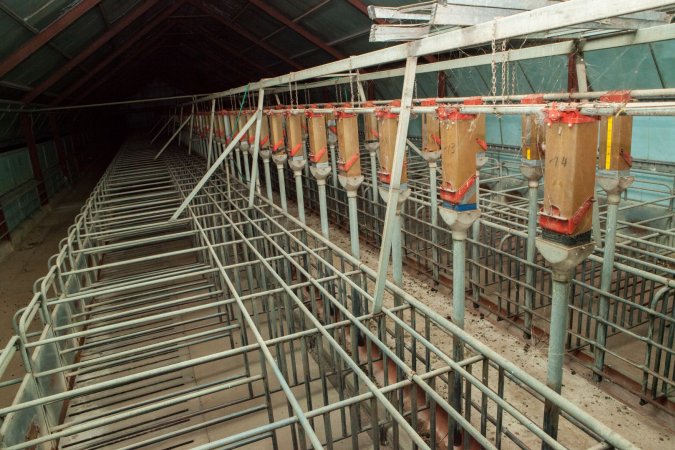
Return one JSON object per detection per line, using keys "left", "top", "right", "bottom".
{"left": 170, "top": 112, "right": 258, "bottom": 220}
{"left": 371, "top": 55, "right": 418, "bottom": 314}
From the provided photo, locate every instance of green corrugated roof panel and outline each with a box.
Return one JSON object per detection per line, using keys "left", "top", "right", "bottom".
{"left": 4, "top": 45, "right": 65, "bottom": 86}
{"left": 51, "top": 8, "right": 107, "bottom": 56}
{"left": 650, "top": 40, "right": 675, "bottom": 88}
{"left": 0, "top": 9, "right": 33, "bottom": 60}
{"left": 585, "top": 44, "right": 662, "bottom": 91}
{"left": 101, "top": 0, "right": 143, "bottom": 23}
{"left": 3, "top": 0, "right": 76, "bottom": 30}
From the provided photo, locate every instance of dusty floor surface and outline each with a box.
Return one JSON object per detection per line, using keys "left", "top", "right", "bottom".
{"left": 0, "top": 165, "right": 671, "bottom": 449}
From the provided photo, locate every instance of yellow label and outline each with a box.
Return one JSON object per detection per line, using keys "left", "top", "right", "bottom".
{"left": 526, "top": 147, "right": 531, "bottom": 160}
{"left": 605, "top": 117, "right": 613, "bottom": 170}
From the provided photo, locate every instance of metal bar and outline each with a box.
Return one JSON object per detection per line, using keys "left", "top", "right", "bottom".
{"left": 171, "top": 113, "right": 258, "bottom": 219}
{"left": 372, "top": 56, "right": 418, "bottom": 313}
{"left": 154, "top": 116, "right": 191, "bottom": 160}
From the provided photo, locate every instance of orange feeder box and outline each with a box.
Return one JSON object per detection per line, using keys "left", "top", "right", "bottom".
{"left": 521, "top": 95, "right": 545, "bottom": 162}
{"left": 258, "top": 113, "right": 271, "bottom": 149}
{"left": 306, "top": 106, "right": 329, "bottom": 165}
{"left": 269, "top": 112, "right": 286, "bottom": 155}
{"left": 285, "top": 111, "right": 305, "bottom": 159}
{"left": 377, "top": 100, "right": 406, "bottom": 185}
{"left": 336, "top": 104, "right": 361, "bottom": 177}
{"left": 228, "top": 112, "right": 239, "bottom": 144}
{"left": 421, "top": 99, "right": 441, "bottom": 154}
{"left": 540, "top": 106, "right": 598, "bottom": 241}
{"left": 438, "top": 98, "right": 486, "bottom": 209}
{"left": 363, "top": 101, "right": 379, "bottom": 150}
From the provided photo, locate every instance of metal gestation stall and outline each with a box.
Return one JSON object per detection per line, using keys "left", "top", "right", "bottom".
{"left": 0, "top": 140, "right": 639, "bottom": 450}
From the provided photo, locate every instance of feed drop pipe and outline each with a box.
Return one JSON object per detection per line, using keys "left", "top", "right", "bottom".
{"left": 228, "top": 112, "right": 243, "bottom": 181}
{"left": 206, "top": 99, "right": 216, "bottom": 167}
{"left": 286, "top": 110, "right": 307, "bottom": 224}
{"left": 536, "top": 106, "right": 598, "bottom": 448}
{"left": 257, "top": 112, "right": 274, "bottom": 202}
{"left": 520, "top": 95, "right": 546, "bottom": 339}
{"left": 363, "top": 102, "right": 381, "bottom": 244}
{"left": 219, "top": 109, "right": 237, "bottom": 179}
{"left": 239, "top": 111, "right": 252, "bottom": 182}
{"left": 306, "top": 107, "right": 331, "bottom": 238}
{"left": 594, "top": 92, "right": 635, "bottom": 382}
{"left": 326, "top": 107, "right": 339, "bottom": 190}
{"left": 269, "top": 110, "right": 288, "bottom": 213}
{"left": 420, "top": 99, "right": 442, "bottom": 285}
{"left": 335, "top": 104, "right": 364, "bottom": 321}
{"left": 437, "top": 98, "right": 486, "bottom": 447}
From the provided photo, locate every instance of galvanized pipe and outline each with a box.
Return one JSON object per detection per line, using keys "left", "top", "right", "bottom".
{"left": 593, "top": 199, "right": 620, "bottom": 381}
{"left": 524, "top": 183, "right": 539, "bottom": 339}
{"left": 543, "top": 278, "right": 572, "bottom": 446}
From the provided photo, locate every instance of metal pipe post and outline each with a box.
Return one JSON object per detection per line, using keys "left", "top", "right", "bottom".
{"left": 206, "top": 99, "right": 216, "bottom": 167}
{"left": 429, "top": 161, "right": 439, "bottom": 285}
{"left": 318, "top": 181, "right": 329, "bottom": 238}
{"left": 294, "top": 169, "right": 306, "bottom": 224}
{"left": 276, "top": 164, "right": 288, "bottom": 213}
{"left": 524, "top": 182, "right": 539, "bottom": 338}
{"left": 262, "top": 154, "right": 273, "bottom": 202}
{"left": 542, "top": 277, "right": 571, "bottom": 444}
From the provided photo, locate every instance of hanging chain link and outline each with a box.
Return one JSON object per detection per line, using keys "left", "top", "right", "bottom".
{"left": 501, "top": 39, "right": 507, "bottom": 104}
{"left": 490, "top": 21, "right": 497, "bottom": 104}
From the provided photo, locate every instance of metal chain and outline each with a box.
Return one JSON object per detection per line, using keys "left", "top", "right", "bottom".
{"left": 501, "top": 39, "right": 507, "bottom": 103}
{"left": 511, "top": 57, "right": 517, "bottom": 99}
{"left": 490, "top": 20, "right": 497, "bottom": 104}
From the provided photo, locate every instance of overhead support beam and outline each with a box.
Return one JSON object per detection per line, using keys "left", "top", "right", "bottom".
{"left": 246, "top": 0, "right": 347, "bottom": 59}
{"left": 22, "top": 0, "right": 163, "bottom": 104}
{"left": 346, "top": 0, "right": 438, "bottom": 62}
{"left": 0, "top": 0, "right": 101, "bottom": 78}
{"left": 53, "top": 1, "right": 186, "bottom": 105}
{"left": 367, "top": 1, "right": 670, "bottom": 41}
{"left": 187, "top": 0, "right": 304, "bottom": 70}
{"left": 193, "top": 0, "right": 673, "bottom": 102}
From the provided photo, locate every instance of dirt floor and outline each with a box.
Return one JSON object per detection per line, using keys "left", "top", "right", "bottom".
{"left": 0, "top": 164, "right": 672, "bottom": 449}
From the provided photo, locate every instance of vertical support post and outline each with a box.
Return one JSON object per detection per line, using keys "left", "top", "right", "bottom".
{"left": 593, "top": 105, "right": 634, "bottom": 381}
{"left": 371, "top": 55, "right": 417, "bottom": 314}
{"left": 20, "top": 114, "right": 48, "bottom": 206}
{"left": 248, "top": 89, "right": 266, "bottom": 206}
{"left": 188, "top": 103, "right": 195, "bottom": 155}
{"left": 307, "top": 108, "right": 331, "bottom": 238}
{"left": 520, "top": 95, "right": 545, "bottom": 338}
{"left": 287, "top": 111, "right": 307, "bottom": 224}
{"left": 206, "top": 99, "right": 216, "bottom": 167}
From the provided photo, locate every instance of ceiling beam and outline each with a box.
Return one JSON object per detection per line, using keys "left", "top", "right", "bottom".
{"left": 53, "top": 1, "right": 187, "bottom": 105}
{"left": 22, "top": 0, "right": 165, "bottom": 104}
{"left": 0, "top": 0, "right": 101, "bottom": 78}
{"left": 187, "top": 0, "right": 304, "bottom": 71}
{"left": 247, "top": 0, "right": 346, "bottom": 60}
